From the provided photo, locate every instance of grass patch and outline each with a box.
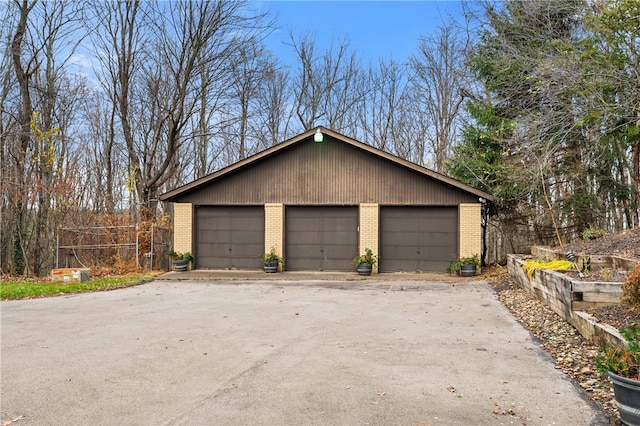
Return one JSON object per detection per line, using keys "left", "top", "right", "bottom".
{"left": 1, "top": 274, "right": 157, "bottom": 300}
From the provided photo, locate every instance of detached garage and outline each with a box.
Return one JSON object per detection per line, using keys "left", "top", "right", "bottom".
{"left": 160, "top": 127, "right": 494, "bottom": 273}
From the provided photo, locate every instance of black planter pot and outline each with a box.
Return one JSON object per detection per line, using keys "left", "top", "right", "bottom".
{"left": 356, "top": 263, "right": 372, "bottom": 276}
{"left": 263, "top": 261, "right": 278, "bottom": 273}
{"left": 173, "top": 259, "right": 188, "bottom": 272}
{"left": 608, "top": 371, "right": 640, "bottom": 426}
{"left": 459, "top": 264, "right": 477, "bottom": 277}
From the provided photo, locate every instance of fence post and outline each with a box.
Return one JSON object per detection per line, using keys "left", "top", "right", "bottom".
{"left": 136, "top": 223, "right": 139, "bottom": 270}
{"left": 150, "top": 222, "right": 154, "bottom": 270}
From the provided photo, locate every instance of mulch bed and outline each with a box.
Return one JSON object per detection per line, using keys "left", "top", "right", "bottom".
{"left": 589, "top": 304, "right": 640, "bottom": 331}
{"left": 554, "top": 227, "right": 640, "bottom": 260}
{"left": 563, "top": 269, "right": 629, "bottom": 282}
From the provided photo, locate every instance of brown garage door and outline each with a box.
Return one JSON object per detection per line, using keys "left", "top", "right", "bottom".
{"left": 285, "top": 207, "right": 358, "bottom": 271}
{"left": 195, "top": 206, "right": 264, "bottom": 269}
{"left": 380, "top": 207, "right": 458, "bottom": 273}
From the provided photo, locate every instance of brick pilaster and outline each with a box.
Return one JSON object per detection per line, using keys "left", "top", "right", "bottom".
{"left": 173, "top": 203, "right": 192, "bottom": 254}
{"left": 264, "top": 204, "right": 284, "bottom": 270}
{"left": 359, "top": 203, "right": 379, "bottom": 273}
{"left": 459, "top": 203, "right": 481, "bottom": 259}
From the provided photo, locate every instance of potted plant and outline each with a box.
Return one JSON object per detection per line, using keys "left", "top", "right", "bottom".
{"left": 353, "top": 248, "right": 377, "bottom": 276}
{"left": 260, "top": 248, "right": 284, "bottom": 273}
{"left": 595, "top": 323, "right": 640, "bottom": 426}
{"left": 446, "top": 253, "right": 480, "bottom": 276}
{"left": 169, "top": 251, "right": 193, "bottom": 272}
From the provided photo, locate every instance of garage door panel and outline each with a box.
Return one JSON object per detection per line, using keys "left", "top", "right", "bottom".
{"left": 234, "top": 217, "right": 264, "bottom": 230}
{"left": 292, "top": 245, "right": 319, "bottom": 257}
{"left": 232, "top": 230, "right": 262, "bottom": 244}
{"left": 380, "top": 207, "right": 457, "bottom": 272}
{"left": 203, "top": 243, "right": 231, "bottom": 259}
{"left": 286, "top": 207, "right": 358, "bottom": 271}
{"left": 332, "top": 231, "right": 358, "bottom": 242}
{"left": 384, "top": 221, "right": 416, "bottom": 233}
{"left": 230, "top": 253, "right": 261, "bottom": 267}
{"left": 288, "top": 218, "right": 322, "bottom": 231}
{"left": 331, "top": 217, "right": 357, "bottom": 227}
{"left": 386, "top": 246, "right": 418, "bottom": 258}
{"left": 195, "top": 206, "right": 264, "bottom": 270}
{"left": 425, "top": 219, "right": 457, "bottom": 231}
{"left": 287, "top": 230, "right": 320, "bottom": 242}
{"left": 200, "top": 230, "right": 229, "bottom": 241}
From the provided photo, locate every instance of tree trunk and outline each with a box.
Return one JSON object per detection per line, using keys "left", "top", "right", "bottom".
{"left": 10, "top": 0, "right": 36, "bottom": 275}
{"left": 634, "top": 106, "right": 640, "bottom": 206}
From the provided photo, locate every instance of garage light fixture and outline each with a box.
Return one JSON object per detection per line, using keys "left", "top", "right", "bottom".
{"left": 314, "top": 128, "right": 323, "bottom": 143}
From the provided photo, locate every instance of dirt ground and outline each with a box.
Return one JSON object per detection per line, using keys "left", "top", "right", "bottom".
{"left": 554, "top": 226, "right": 640, "bottom": 259}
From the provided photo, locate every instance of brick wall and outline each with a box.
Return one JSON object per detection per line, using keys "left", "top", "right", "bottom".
{"left": 264, "top": 203, "right": 284, "bottom": 255}
{"left": 459, "top": 203, "right": 481, "bottom": 259}
{"left": 359, "top": 203, "right": 379, "bottom": 273}
{"left": 173, "top": 203, "right": 192, "bottom": 254}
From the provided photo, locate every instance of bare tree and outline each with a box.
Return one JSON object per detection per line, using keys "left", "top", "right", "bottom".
{"left": 409, "top": 22, "right": 469, "bottom": 172}
{"left": 255, "top": 63, "right": 292, "bottom": 149}
{"left": 392, "top": 97, "right": 432, "bottom": 166}
{"left": 359, "top": 58, "right": 408, "bottom": 151}
{"left": 227, "top": 42, "right": 271, "bottom": 160}
{"left": 290, "top": 33, "right": 366, "bottom": 133}
{"left": 7, "top": 0, "right": 37, "bottom": 275}
{"left": 92, "top": 0, "right": 270, "bottom": 221}
{"left": 4, "top": 0, "right": 85, "bottom": 275}
{"left": 81, "top": 90, "right": 124, "bottom": 213}
{"left": 0, "top": 1, "right": 18, "bottom": 273}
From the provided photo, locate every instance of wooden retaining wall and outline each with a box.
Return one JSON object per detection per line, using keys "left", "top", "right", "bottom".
{"left": 506, "top": 255, "right": 627, "bottom": 347}
{"left": 531, "top": 246, "right": 639, "bottom": 270}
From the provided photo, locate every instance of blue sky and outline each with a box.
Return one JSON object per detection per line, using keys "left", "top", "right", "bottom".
{"left": 261, "top": 1, "right": 467, "bottom": 65}
{"left": 70, "top": 1, "right": 468, "bottom": 82}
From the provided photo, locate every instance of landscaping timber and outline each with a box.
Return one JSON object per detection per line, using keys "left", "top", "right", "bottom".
{"left": 507, "top": 254, "right": 627, "bottom": 348}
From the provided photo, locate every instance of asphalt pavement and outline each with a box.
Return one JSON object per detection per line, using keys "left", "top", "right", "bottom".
{"left": 1, "top": 274, "right": 610, "bottom": 425}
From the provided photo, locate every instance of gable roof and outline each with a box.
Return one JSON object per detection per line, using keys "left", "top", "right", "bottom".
{"left": 160, "top": 127, "right": 494, "bottom": 202}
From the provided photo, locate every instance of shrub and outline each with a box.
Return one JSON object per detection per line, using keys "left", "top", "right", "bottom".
{"left": 261, "top": 247, "right": 284, "bottom": 265}
{"left": 353, "top": 248, "right": 377, "bottom": 266}
{"left": 169, "top": 251, "right": 193, "bottom": 261}
{"left": 622, "top": 264, "right": 640, "bottom": 308}
{"left": 600, "top": 268, "right": 614, "bottom": 281}
{"left": 595, "top": 323, "right": 640, "bottom": 379}
{"left": 446, "top": 254, "right": 480, "bottom": 274}
{"left": 582, "top": 227, "right": 606, "bottom": 240}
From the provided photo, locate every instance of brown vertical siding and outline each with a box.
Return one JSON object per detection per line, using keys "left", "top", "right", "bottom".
{"left": 174, "top": 136, "right": 477, "bottom": 206}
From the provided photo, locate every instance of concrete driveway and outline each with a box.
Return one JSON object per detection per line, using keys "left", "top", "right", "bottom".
{"left": 1, "top": 276, "right": 609, "bottom": 425}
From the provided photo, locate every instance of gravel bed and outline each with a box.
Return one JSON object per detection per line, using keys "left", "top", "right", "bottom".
{"left": 488, "top": 270, "right": 622, "bottom": 425}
